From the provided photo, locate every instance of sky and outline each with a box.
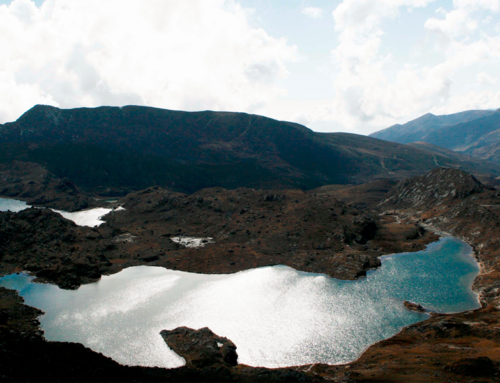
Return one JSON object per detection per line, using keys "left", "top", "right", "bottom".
{"left": 0, "top": 0, "right": 499, "bottom": 135}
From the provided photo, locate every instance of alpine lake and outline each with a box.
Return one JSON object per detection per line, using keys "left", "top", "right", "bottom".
{"left": 0, "top": 198, "right": 480, "bottom": 368}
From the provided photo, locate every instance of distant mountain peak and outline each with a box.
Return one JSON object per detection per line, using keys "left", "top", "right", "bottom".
{"left": 370, "top": 109, "right": 497, "bottom": 146}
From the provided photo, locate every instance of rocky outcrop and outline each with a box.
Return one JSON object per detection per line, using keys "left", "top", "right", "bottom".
{"left": 0, "top": 161, "right": 95, "bottom": 211}
{"left": 403, "top": 301, "right": 426, "bottom": 313}
{"left": 445, "top": 357, "right": 496, "bottom": 377}
{"left": 161, "top": 327, "right": 237, "bottom": 368}
{"left": 380, "top": 167, "right": 491, "bottom": 208}
{"left": 0, "top": 208, "right": 109, "bottom": 289}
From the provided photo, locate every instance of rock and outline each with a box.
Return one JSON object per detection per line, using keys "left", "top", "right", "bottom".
{"left": 0, "top": 310, "right": 9, "bottom": 325}
{"left": 0, "top": 161, "right": 97, "bottom": 212}
{"left": 445, "top": 357, "right": 496, "bottom": 377}
{"left": 265, "top": 194, "right": 285, "bottom": 202}
{"left": 403, "top": 301, "right": 426, "bottom": 313}
{"left": 140, "top": 255, "right": 159, "bottom": 262}
{"left": 380, "top": 167, "right": 491, "bottom": 209}
{"left": 160, "top": 327, "right": 238, "bottom": 368}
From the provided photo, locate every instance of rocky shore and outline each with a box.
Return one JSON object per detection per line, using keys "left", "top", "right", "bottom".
{"left": 1, "top": 167, "right": 500, "bottom": 382}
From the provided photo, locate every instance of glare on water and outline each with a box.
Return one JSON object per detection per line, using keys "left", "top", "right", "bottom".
{"left": 0, "top": 237, "right": 480, "bottom": 369}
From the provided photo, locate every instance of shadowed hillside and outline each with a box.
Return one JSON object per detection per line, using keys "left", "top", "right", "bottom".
{"left": 1, "top": 105, "right": 499, "bottom": 196}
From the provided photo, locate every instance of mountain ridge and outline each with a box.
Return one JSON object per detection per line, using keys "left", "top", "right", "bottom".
{"left": 1, "top": 104, "right": 500, "bottom": 196}
{"left": 370, "top": 109, "right": 497, "bottom": 144}
{"left": 370, "top": 109, "right": 500, "bottom": 165}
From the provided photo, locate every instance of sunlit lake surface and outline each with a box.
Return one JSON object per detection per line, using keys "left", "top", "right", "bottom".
{"left": 0, "top": 197, "right": 112, "bottom": 227}
{"left": 0, "top": 237, "right": 479, "bottom": 369}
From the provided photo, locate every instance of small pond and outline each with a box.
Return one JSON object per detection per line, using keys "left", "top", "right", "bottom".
{"left": 0, "top": 197, "right": 113, "bottom": 227}
{"left": 0, "top": 237, "right": 480, "bottom": 368}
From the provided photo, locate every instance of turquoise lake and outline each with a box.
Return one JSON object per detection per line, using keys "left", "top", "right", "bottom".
{"left": 0, "top": 237, "right": 480, "bottom": 368}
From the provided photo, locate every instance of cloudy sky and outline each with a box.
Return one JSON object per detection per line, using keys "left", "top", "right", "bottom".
{"left": 0, "top": 0, "right": 499, "bottom": 135}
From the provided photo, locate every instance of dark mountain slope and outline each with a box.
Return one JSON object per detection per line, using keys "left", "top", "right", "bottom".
{"left": 1, "top": 105, "right": 499, "bottom": 195}
{"left": 0, "top": 105, "right": 350, "bottom": 194}
{"left": 369, "top": 109, "right": 496, "bottom": 144}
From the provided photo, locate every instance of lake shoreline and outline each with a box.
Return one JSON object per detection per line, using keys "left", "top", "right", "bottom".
{"left": 1, "top": 168, "right": 500, "bottom": 382}
{"left": 0, "top": 190, "right": 440, "bottom": 290}
{"left": 0, "top": 236, "right": 480, "bottom": 371}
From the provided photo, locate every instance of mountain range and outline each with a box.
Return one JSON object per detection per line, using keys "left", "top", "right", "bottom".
{"left": 370, "top": 109, "right": 500, "bottom": 163}
{"left": 1, "top": 105, "right": 499, "bottom": 196}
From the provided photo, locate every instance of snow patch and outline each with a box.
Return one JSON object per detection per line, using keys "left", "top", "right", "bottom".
{"left": 171, "top": 236, "right": 214, "bottom": 248}
{"left": 114, "top": 233, "right": 137, "bottom": 243}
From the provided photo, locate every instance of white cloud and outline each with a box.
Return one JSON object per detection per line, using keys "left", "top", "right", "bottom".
{"left": 301, "top": 7, "right": 323, "bottom": 19}
{"left": 453, "top": 0, "right": 500, "bottom": 12}
{"left": 430, "top": 90, "right": 500, "bottom": 115}
{"left": 424, "top": 9, "right": 477, "bottom": 38}
{"left": 477, "top": 72, "right": 498, "bottom": 85}
{"left": 318, "top": 0, "right": 440, "bottom": 131}
{"left": 293, "top": 0, "right": 500, "bottom": 134}
{"left": 483, "top": 15, "right": 493, "bottom": 24}
{"left": 0, "top": 0, "right": 297, "bottom": 123}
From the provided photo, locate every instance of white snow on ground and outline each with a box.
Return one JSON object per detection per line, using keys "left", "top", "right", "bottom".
{"left": 171, "top": 236, "right": 214, "bottom": 248}
{"left": 113, "top": 233, "right": 137, "bottom": 243}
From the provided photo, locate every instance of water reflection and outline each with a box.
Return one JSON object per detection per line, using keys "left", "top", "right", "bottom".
{"left": 0, "top": 237, "right": 480, "bottom": 368}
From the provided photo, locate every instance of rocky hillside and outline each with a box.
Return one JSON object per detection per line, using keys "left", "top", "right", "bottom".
{"left": 1, "top": 105, "right": 499, "bottom": 196}
{"left": 380, "top": 167, "right": 492, "bottom": 208}
{"left": 0, "top": 161, "right": 96, "bottom": 211}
